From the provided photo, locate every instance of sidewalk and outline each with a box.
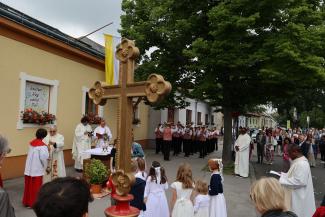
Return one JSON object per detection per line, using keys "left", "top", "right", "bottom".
{"left": 4, "top": 149, "right": 257, "bottom": 217}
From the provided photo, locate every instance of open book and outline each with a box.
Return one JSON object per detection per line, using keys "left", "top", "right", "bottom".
{"left": 269, "top": 170, "right": 281, "bottom": 177}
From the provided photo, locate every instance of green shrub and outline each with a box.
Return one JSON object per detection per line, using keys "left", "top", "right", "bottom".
{"left": 85, "top": 159, "right": 109, "bottom": 184}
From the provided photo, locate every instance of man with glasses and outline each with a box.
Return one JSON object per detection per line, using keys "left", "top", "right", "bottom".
{"left": 43, "top": 125, "right": 66, "bottom": 182}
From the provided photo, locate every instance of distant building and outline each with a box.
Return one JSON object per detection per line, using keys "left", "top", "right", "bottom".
{"left": 242, "top": 112, "right": 277, "bottom": 129}
{"left": 147, "top": 98, "right": 223, "bottom": 140}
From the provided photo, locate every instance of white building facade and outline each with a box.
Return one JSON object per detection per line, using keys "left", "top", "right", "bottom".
{"left": 147, "top": 98, "right": 222, "bottom": 140}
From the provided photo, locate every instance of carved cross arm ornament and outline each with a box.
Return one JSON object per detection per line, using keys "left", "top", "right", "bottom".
{"left": 88, "top": 81, "right": 108, "bottom": 106}
{"left": 145, "top": 74, "right": 171, "bottom": 104}
{"left": 116, "top": 39, "right": 139, "bottom": 62}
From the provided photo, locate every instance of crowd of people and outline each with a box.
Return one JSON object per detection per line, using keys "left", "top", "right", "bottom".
{"left": 1, "top": 130, "right": 229, "bottom": 217}
{"left": 155, "top": 122, "right": 220, "bottom": 160}
{"left": 1, "top": 120, "right": 325, "bottom": 217}
{"left": 107, "top": 157, "right": 227, "bottom": 217}
{"left": 253, "top": 127, "right": 325, "bottom": 171}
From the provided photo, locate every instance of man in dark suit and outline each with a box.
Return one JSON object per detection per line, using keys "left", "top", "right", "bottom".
{"left": 256, "top": 129, "right": 266, "bottom": 164}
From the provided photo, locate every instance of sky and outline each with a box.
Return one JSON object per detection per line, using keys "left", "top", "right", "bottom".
{"left": 1, "top": 0, "right": 123, "bottom": 45}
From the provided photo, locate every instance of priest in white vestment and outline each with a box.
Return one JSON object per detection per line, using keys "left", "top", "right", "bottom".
{"left": 234, "top": 128, "right": 251, "bottom": 178}
{"left": 72, "top": 117, "right": 93, "bottom": 172}
{"left": 43, "top": 125, "right": 66, "bottom": 182}
{"left": 279, "top": 144, "right": 316, "bottom": 217}
{"left": 93, "top": 119, "right": 112, "bottom": 148}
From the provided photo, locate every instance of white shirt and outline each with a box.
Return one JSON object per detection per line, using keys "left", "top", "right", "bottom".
{"left": 93, "top": 125, "right": 112, "bottom": 148}
{"left": 135, "top": 171, "right": 147, "bottom": 181}
{"left": 24, "top": 145, "right": 49, "bottom": 176}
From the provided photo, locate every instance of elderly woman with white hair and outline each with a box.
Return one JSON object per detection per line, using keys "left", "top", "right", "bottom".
{"left": 0, "top": 135, "right": 16, "bottom": 217}
{"left": 43, "top": 125, "right": 66, "bottom": 182}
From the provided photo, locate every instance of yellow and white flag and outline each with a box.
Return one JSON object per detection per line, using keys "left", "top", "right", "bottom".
{"left": 104, "top": 34, "right": 121, "bottom": 85}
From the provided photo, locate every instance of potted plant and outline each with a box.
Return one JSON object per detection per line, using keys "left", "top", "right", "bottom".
{"left": 85, "top": 159, "right": 109, "bottom": 194}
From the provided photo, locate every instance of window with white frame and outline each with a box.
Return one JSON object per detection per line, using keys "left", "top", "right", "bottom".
{"left": 17, "top": 72, "right": 59, "bottom": 129}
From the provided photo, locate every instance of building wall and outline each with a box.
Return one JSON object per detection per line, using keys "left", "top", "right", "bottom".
{"left": 247, "top": 117, "right": 259, "bottom": 129}
{"left": 148, "top": 99, "right": 219, "bottom": 140}
{"left": 0, "top": 35, "right": 150, "bottom": 179}
{"left": 0, "top": 35, "right": 105, "bottom": 155}
{"left": 238, "top": 116, "right": 246, "bottom": 128}
{"left": 214, "top": 112, "right": 224, "bottom": 130}
{"left": 133, "top": 102, "right": 150, "bottom": 141}
{"left": 159, "top": 99, "right": 213, "bottom": 126}
{"left": 147, "top": 107, "right": 161, "bottom": 140}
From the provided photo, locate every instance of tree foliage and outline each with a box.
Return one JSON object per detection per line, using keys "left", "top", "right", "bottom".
{"left": 120, "top": 0, "right": 325, "bottom": 163}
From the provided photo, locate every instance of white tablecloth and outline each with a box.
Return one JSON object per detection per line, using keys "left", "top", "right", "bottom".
{"left": 82, "top": 147, "right": 112, "bottom": 156}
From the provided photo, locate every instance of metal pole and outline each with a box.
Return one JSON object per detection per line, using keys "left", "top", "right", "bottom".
{"left": 79, "top": 22, "right": 114, "bottom": 40}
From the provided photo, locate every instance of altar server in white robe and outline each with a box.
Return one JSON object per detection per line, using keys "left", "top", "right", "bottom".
{"left": 234, "top": 128, "right": 251, "bottom": 178}
{"left": 279, "top": 144, "right": 316, "bottom": 217}
{"left": 22, "top": 128, "right": 49, "bottom": 207}
{"left": 43, "top": 125, "right": 66, "bottom": 182}
{"left": 72, "top": 116, "right": 93, "bottom": 172}
{"left": 93, "top": 119, "right": 112, "bottom": 148}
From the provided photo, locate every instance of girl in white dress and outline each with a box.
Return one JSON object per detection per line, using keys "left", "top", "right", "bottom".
{"left": 170, "top": 163, "right": 194, "bottom": 217}
{"left": 144, "top": 161, "right": 169, "bottom": 217}
{"left": 193, "top": 180, "right": 210, "bottom": 217}
{"left": 208, "top": 159, "right": 227, "bottom": 217}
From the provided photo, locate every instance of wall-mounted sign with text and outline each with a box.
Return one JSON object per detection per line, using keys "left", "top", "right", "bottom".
{"left": 24, "top": 81, "right": 50, "bottom": 113}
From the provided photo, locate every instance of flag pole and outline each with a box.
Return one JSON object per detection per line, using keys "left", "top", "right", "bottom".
{"left": 78, "top": 22, "right": 113, "bottom": 39}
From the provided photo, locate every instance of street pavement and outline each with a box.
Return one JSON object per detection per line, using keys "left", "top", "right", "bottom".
{"left": 251, "top": 147, "right": 325, "bottom": 207}
{"left": 4, "top": 146, "right": 257, "bottom": 217}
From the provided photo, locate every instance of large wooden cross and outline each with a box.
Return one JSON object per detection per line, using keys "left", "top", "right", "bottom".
{"left": 89, "top": 39, "right": 171, "bottom": 172}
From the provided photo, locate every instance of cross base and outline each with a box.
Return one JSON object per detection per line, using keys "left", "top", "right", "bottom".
{"left": 104, "top": 194, "right": 139, "bottom": 217}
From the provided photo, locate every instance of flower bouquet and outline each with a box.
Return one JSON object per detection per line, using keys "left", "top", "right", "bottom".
{"left": 83, "top": 113, "right": 102, "bottom": 125}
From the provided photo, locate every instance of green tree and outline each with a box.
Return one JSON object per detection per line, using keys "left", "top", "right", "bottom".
{"left": 120, "top": 0, "right": 325, "bottom": 164}
{"left": 275, "top": 88, "right": 325, "bottom": 127}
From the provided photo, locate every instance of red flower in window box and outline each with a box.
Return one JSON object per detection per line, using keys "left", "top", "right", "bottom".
{"left": 21, "top": 109, "right": 56, "bottom": 125}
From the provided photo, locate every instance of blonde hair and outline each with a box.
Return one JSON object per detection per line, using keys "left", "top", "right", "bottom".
{"left": 176, "top": 163, "right": 193, "bottom": 189}
{"left": 250, "top": 177, "right": 287, "bottom": 213}
{"left": 195, "top": 179, "right": 208, "bottom": 195}
{"left": 137, "top": 158, "right": 145, "bottom": 172}
{"left": 130, "top": 160, "right": 138, "bottom": 173}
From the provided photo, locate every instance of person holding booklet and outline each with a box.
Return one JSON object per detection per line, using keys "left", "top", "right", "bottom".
{"left": 270, "top": 144, "right": 316, "bottom": 217}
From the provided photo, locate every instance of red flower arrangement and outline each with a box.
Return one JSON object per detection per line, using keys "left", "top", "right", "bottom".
{"left": 21, "top": 108, "right": 56, "bottom": 125}
{"left": 83, "top": 113, "right": 102, "bottom": 125}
